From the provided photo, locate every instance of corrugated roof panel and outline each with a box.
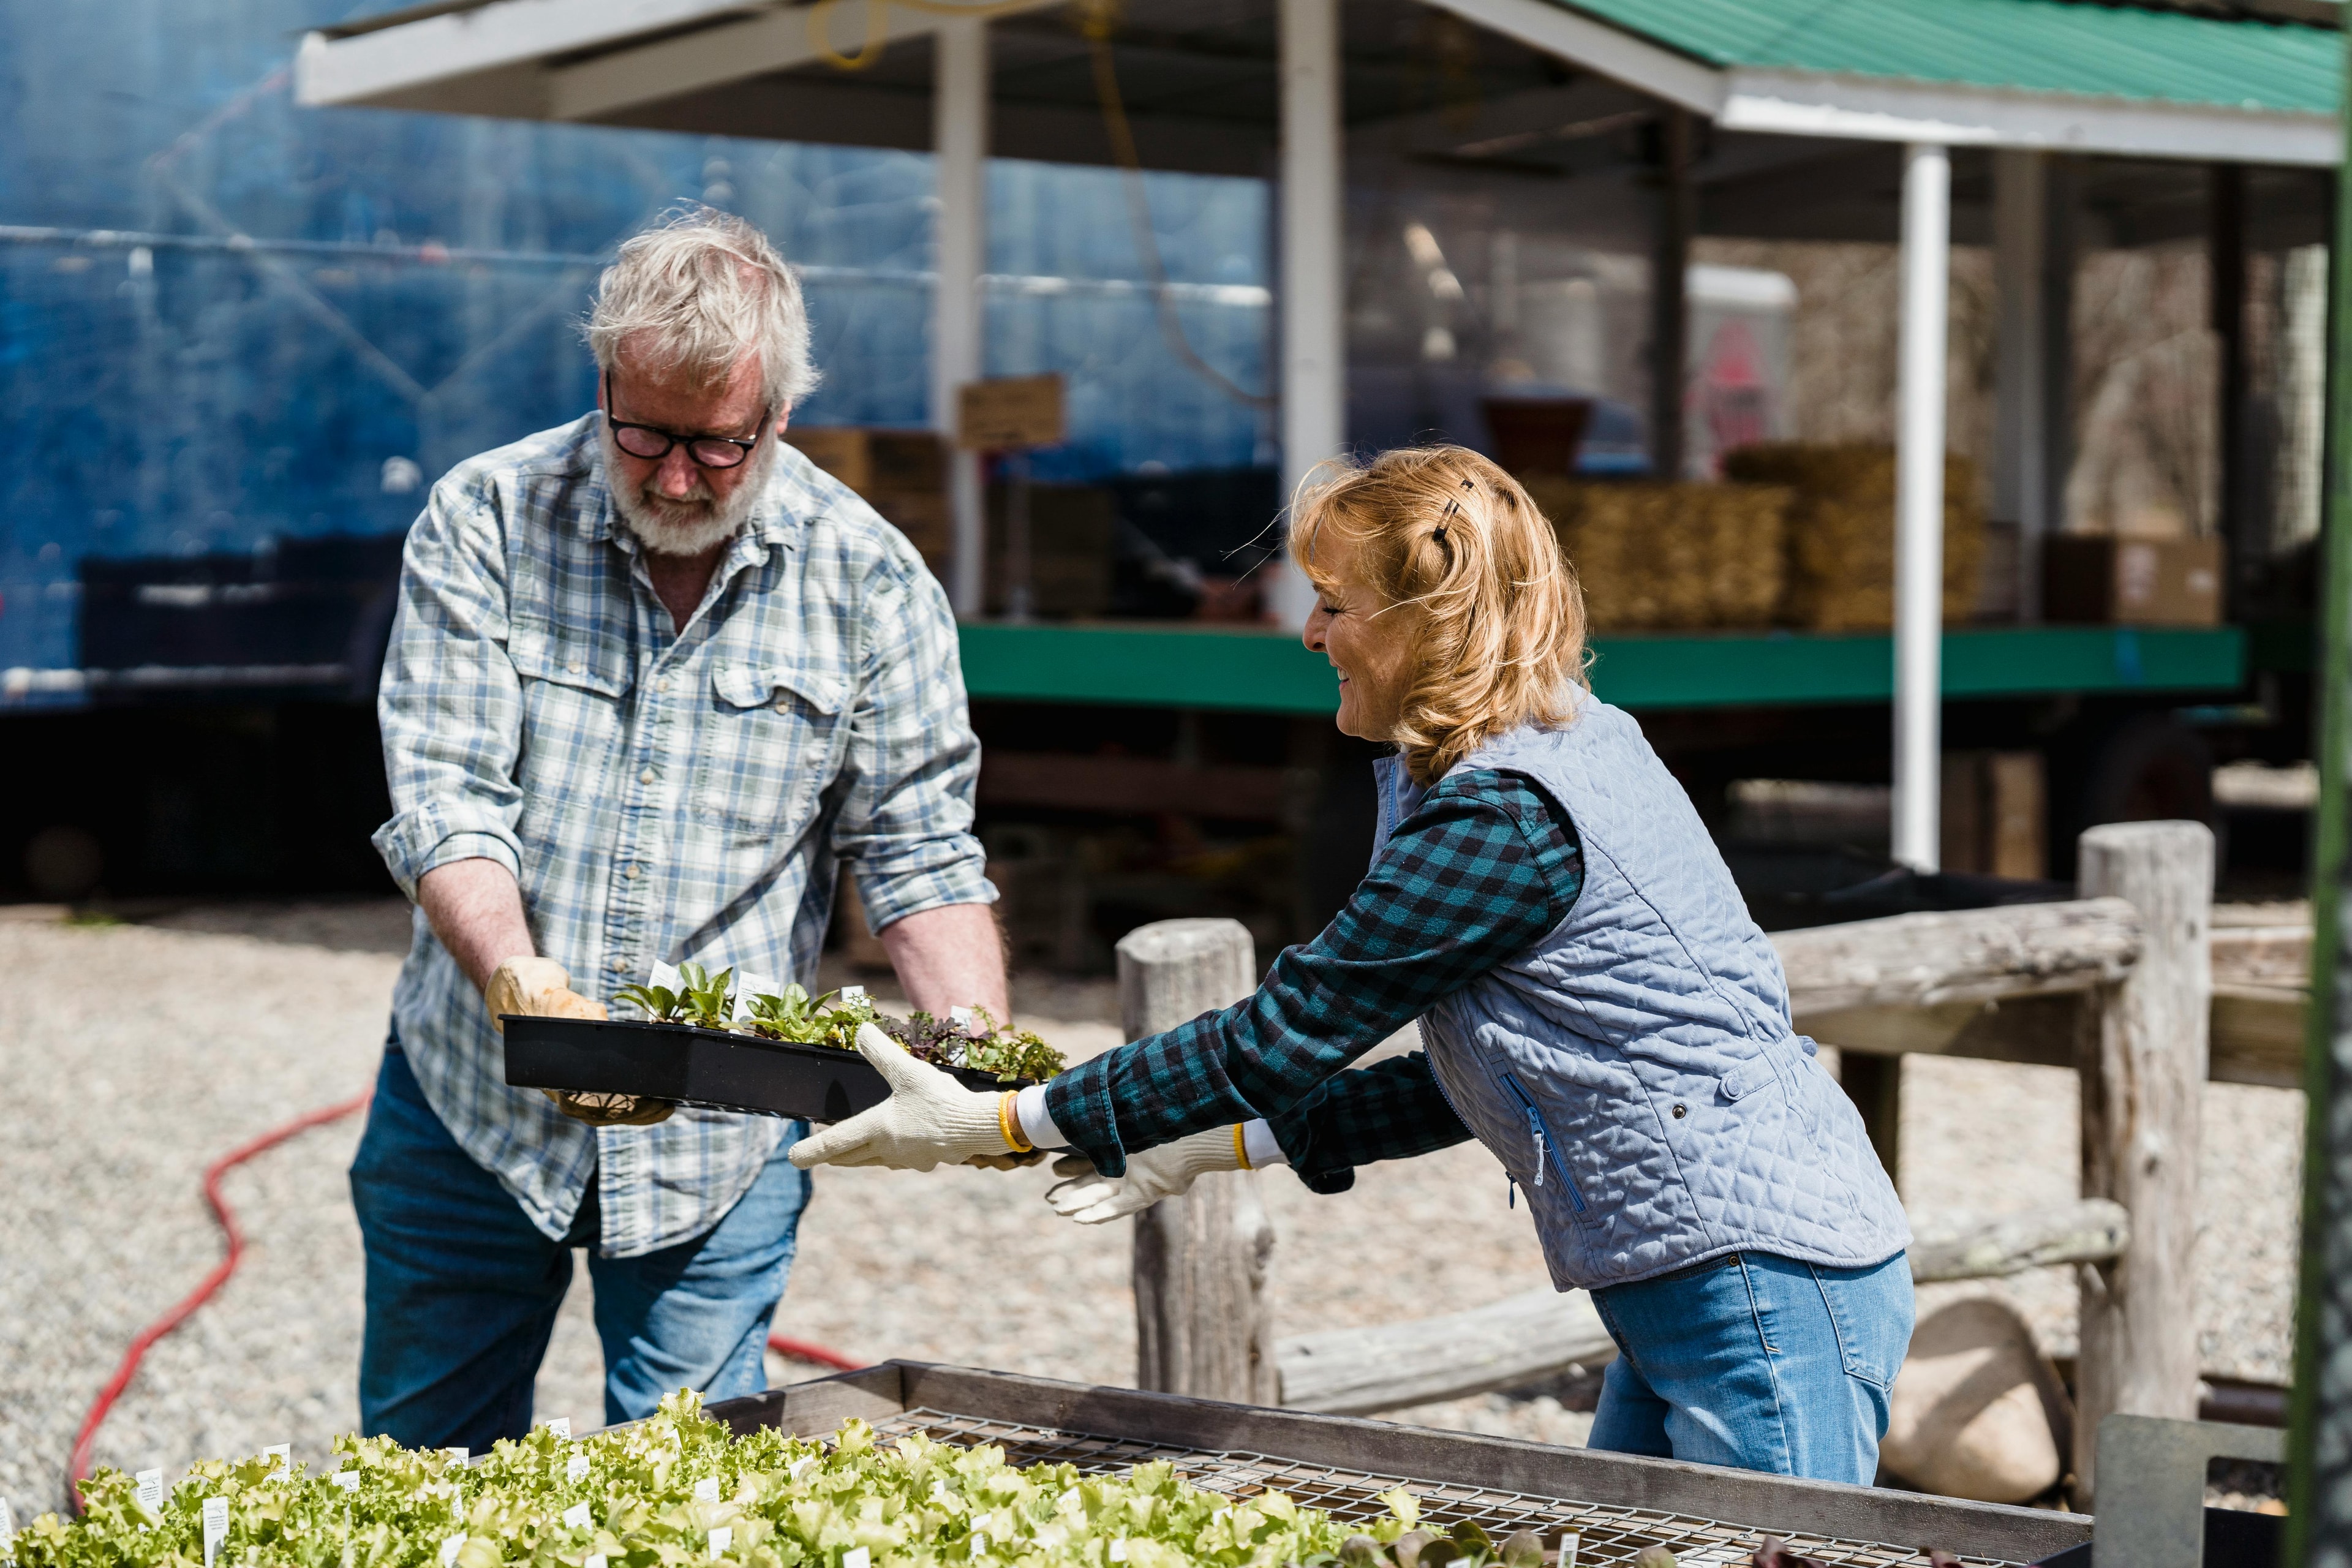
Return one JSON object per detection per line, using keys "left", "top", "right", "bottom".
{"left": 1556, "top": 0, "right": 2342, "bottom": 116}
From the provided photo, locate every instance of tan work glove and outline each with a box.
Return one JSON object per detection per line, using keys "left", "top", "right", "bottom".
{"left": 787, "top": 1025, "right": 1017, "bottom": 1171}
{"left": 486, "top": 956, "right": 672, "bottom": 1128}
{"left": 1044, "top": 1126, "right": 1245, "bottom": 1223}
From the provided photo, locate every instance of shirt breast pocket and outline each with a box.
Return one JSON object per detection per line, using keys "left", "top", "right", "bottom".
{"left": 507, "top": 622, "right": 630, "bottom": 837}
{"left": 699, "top": 661, "right": 848, "bottom": 845}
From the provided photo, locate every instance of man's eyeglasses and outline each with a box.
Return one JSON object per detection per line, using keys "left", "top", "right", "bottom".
{"left": 603, "top": 371, "right": 770, "bottom": 469}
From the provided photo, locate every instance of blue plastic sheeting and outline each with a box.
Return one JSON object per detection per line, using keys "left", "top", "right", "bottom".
{"left": 0, "top": 0, "right": 1270, "bottom": 685}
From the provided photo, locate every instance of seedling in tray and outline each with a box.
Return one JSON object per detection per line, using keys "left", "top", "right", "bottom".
{"left": 609, "top": 970, "right": 1066, "bottom": 1082}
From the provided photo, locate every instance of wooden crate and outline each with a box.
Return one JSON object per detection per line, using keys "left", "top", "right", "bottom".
{"left": 709, "top": 1363, "right": 2090, "bottom": 1566}
{"left": 987, "top": 483, "right": 1114, "bottom": 618}
{"left": 786, "top": 426, "right": 947, "bottom": 495}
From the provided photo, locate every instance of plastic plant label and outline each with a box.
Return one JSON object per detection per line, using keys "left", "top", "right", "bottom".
{"left": 694, "top": 1477, "right": 721, "bottom": 1502}
{"left": 1, "top": 1497, "right": 17, "bottom": 1564}
{"left": 439, "top": 1535, "right": 465, "bottom": 1567}
{"left": 949, "top": 1006, "right": 976, "bottom": 1034}
{"left": 201, "top": 1497, "right": 228, "bottom": 1568}
{"left": 842, "top": 985, "right": 867, "bottom": 1004}
{"left": 136, "top": 1469, "right": 164, "bottom": 1511}
{"left": 709, "top": 1526, "right": 733, "bottom": 1558}
{"left": 842, "top": 1548, "right": 872, "bottom": 1568}
{"left": 564, "top": 1504, "right": 592, "bottom": 1531}
{"left": 331, "top": 1471, "right": 361, "bottom": 1493}
{"left": 652, "top": 960, "right": 682, "bottom": 993}
{"left": 587, "top": 1555, "right": 608, "bottom": 1568}
{"left": 1557, "top": 1534, "right": 1578, "bottom": 1568}
{"left": 733, "top": 972, "right": 777, "bottom": 1021}
{"left": 788, "top": 1456, "right": 818, "bottom": 1482}
{"left": 443, "top": 1447, "right": 468, "bottom": 1464}
{"left": 1109, "top": 1540, "right": 1129, "bottom": 1562}
{"left": 263, "top": 1444, "right": 292, "bottom": 1479}
{"left": 567, "top": 1452, "right": 592, "bottom": 1483}
{"left": 969, "top": 1534, "right": 987, "bottom": 1556}
{"left": 540, "top": 1417, "right": 571, "bottom": 1440}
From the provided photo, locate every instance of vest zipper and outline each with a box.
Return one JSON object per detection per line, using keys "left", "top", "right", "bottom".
{"left": 1501, "top": 1072, "right": 1585, "bottom": 1214}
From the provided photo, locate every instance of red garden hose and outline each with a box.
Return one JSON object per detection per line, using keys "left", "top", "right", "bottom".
{"left": 67, "top": 1090, "right": 375, "bottom": 1497}
{"left": 68, "top": 1088, "right": 862, "bottom": 1503}
{"left": 767, "top": 1335, "right": 864, "bottom": 1371}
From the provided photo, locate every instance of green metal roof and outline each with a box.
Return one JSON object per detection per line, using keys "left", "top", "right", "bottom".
{"left": 1558, "top": 0, "right": 2342, "bottom": 117}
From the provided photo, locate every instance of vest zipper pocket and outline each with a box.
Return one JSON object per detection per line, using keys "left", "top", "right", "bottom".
{"left": 1501, "top": 1072, "right": 1585, "bottom": 1215}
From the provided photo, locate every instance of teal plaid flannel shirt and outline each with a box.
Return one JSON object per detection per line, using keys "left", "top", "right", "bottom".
{"left": 374, "top": 413, "right": 990, "bottom": 1257}
{"left": 1044, "top": 770, "right": 1584, "bottom": 1191}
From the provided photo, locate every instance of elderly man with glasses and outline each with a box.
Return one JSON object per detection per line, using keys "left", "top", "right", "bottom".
{"left": 354, "top": 208, "right": 1007, "bottom": 1448}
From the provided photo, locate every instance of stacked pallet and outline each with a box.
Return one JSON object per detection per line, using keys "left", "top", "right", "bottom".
{"left": 1521, "top": 477, "right": 1792, "bottom": 632}
{"left": 1722, "top": 443, "right": 1983, "bottom": 632}
{"left": 785, "top": 427, "right": 951, "bottom": 576}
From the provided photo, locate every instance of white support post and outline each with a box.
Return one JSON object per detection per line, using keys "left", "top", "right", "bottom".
{"left": 1891, "top": 142, "right": 1951, "bottom": 872}
{"left": 933, "top": 18, "right": 988, "bottom": 620}
{"left": 1993, "top": 148, "right": 2048, "bottom": 622}
{"left": 1269, "top": 0, "right": 1344, "bottom": 629}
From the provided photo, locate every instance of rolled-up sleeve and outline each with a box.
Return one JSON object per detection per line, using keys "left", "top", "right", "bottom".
{"left": 830, "top": 552, "right": 992, "bottom": 932}
{"left": 371, "top": 478, "right": 525, "bottom": 899}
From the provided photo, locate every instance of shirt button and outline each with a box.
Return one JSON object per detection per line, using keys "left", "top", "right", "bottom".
{"left": 639, "top": 767, "right": 657, "bottom": 784}
{"left": 608, "top": 957, "right": 628, "bottom": 973}
{"left": 567, "top": 660, "right": 584, "bottom": 674}
{"left": 656, "top": 675, "right": 671, "bottom": 693}
{"left": 624, "top": 864, "right": 641, "bottom": 880}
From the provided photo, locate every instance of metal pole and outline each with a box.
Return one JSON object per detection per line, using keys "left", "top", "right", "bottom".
{"left": 2284, "top": 30, "right": 2352, "bottom": 1555}
{"left": 1648, "top": 108, "right": 1693, "bottom": 484}
{"left": 1269, "top": 0, "right": 1343, "bottom": 630}
{"left": 1992, "top": 148, "right": 2048, "bottom": 622}
{"left": 1891, "top": 142, "right": 1951, "bottom": 872}
{"left": 933, "top": 17, "right": 988, "bottom": 620}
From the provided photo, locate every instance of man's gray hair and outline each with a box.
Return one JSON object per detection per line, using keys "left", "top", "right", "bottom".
{"left": 586, "top": 208, "right": 819, "bottom": 409}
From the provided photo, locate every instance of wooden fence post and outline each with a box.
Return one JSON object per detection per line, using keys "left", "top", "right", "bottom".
{"left": 1117, "top": 918, "right": 1278, "bottom": 1404}
{"left": 2073, "top": 821, "right": 2212, "bottom": 1506}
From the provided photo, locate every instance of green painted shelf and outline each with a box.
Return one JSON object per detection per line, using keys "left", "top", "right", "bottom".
{"left": 957, "top": 622, "right": 2248, "bottom": 715}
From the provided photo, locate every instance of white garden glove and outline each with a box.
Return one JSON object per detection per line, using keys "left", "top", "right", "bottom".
{"left": 787, "top": 1024, "right": 1017, "bottom": 1172}
{"left": 1044, "top": 1126, "right": 1246, "bottom": 1224}
{"left": 485, "top": 955, "right": 671, "bottom": 1128}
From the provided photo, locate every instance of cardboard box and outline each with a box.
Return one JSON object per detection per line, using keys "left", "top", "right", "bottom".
{"left": 786, "top": 427, "right": 946, "bottom": 495}
{"left": 867, "top": 490, "right": 949, "bottom": 555}
{"left": 2043, "top": 535, "right": 2222, "bottom": 626}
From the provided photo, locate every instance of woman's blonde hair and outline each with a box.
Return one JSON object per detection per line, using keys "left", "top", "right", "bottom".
{"left": 1289, "top": 445, "right": 1588, "bottom": 784}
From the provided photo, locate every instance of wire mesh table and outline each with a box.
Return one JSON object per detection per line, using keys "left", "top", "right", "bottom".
{"left": 869, "top": 1406, "right": 2012, "bottom": 1568}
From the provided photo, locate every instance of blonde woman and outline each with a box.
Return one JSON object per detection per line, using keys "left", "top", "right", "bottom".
{"left": 793, "top": 445, "right": 1913, "bottom": 1483}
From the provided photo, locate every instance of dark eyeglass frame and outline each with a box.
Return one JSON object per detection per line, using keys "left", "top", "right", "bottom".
{"left": 602, "top": 371, "right": 772, "bottom": 469}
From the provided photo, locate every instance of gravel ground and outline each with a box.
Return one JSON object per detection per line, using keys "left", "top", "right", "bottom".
{"left": 0, "top": 901, "right": 2305, "bottom": 1521}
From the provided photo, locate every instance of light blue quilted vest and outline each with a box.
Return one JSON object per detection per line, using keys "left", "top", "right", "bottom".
{"left": 1380, "top": 697, "right": 1910, "bottom": 1292}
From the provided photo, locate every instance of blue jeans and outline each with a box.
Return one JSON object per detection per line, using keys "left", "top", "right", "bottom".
{"left": 349, "top": 1044, "right": 810, "bottom": 1449}
{"left": 1586, "top": 1250, "right": 1913, "bottom": 1484}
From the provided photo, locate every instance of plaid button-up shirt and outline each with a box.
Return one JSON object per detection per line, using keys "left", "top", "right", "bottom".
{"left": 373, "top": 413, "right": 989, "bottom": 1257}
{"left": 1044, "top": 770, "right": 1583, "bottom": 1192}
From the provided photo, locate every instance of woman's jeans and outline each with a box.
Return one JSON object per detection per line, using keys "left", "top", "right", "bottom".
{"left": 350, "top": 1044, "right": 810, "bottom": 1451}
{"left": 1587, "top": 1250, "right": 1913, "bottom": 1484}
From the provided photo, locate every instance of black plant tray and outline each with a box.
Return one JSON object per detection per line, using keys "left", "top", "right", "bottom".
{"left": 502, "top": 1016, "right": 1032, "bottom": 1123}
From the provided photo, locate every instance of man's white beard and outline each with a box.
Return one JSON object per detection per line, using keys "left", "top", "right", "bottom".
{"left": 601, "top": 423, "right": 778, "bottom": 557}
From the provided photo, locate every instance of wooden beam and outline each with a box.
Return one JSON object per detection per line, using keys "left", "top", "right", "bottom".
{"left": 1276, "top": 1287, "right": 1616, "bottom": 1417}
{"left": 2072, "top": 821, "right": 2213, "bottom": 1507}
{"left": 1776, "top": 897, "right": 2143, "bottom": 1016}
{"left": 1909, "top": 1198, "right": 2130, "bottom": 1283}
{"left": 1119, "top": 919, "right": 1278, "bottom": 1405}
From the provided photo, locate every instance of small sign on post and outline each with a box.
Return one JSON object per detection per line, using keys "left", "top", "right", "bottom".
{"left": 956, "top": 375, "right": 1065, "bottom": 453}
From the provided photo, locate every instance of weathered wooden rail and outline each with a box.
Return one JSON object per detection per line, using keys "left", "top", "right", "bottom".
{"left": 1117, "top": 820, "right": 2223, "bottom": 1510}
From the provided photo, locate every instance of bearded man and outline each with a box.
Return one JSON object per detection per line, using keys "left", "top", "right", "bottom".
{"left": 355, "top": 209, "right": 1006, "bottom": 1446}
